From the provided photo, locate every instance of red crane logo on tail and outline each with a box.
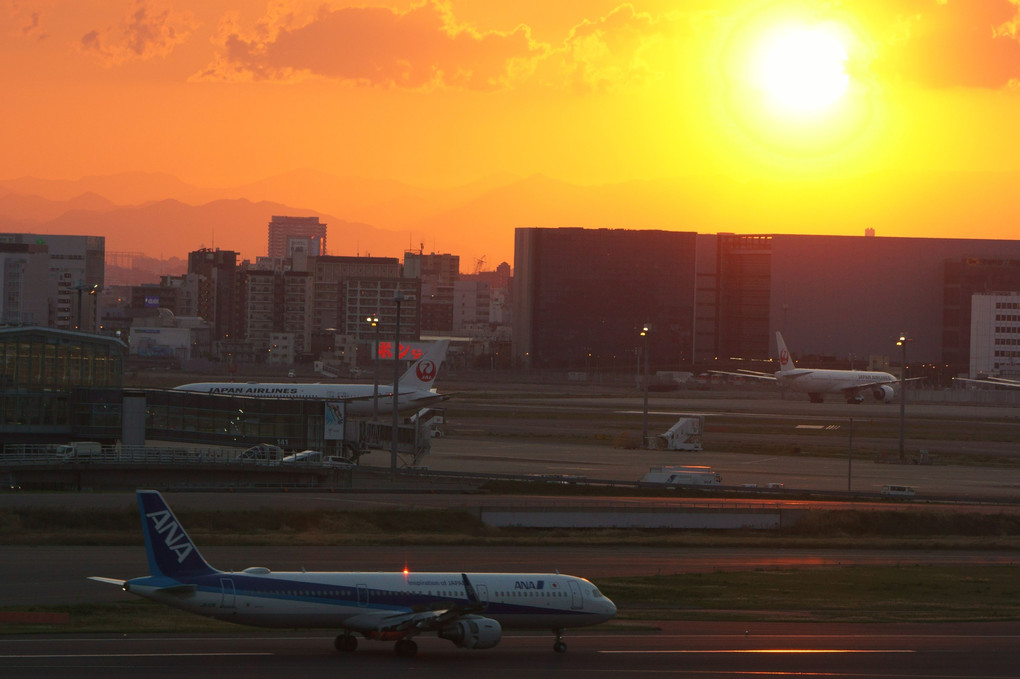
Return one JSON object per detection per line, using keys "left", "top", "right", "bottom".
{"left": 780, "top": 349, "right": 790, "bottom": 366}
{"left": 416, "top": 360, "right": 437, "bottom": 383}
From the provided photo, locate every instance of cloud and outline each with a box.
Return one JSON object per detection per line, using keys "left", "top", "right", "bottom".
{"left": 195, "top": 0, "right": 545, "bottom": 90}
{"left": 552, "top": 4, "right": 695, "bottom": 93}
{"left": 6, "top": 0, "right": 50, "bottom": 40}
{"left": 78, "top": 0, "right": 196, "bottom": 66}
{"left": 862, "top": 0, "right": 1020, "bottom": 88}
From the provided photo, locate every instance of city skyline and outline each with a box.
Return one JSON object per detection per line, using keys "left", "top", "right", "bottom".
{"left": 4, "top": 1, "right": 1020, "bottom": 267}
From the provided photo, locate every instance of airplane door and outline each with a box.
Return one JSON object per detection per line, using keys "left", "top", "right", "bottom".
{"left": 357, "top": 584, "right": 368, "bottom": 606}
{"left": 220, "top": 578, "right": 236, "bottom": 609}
{"left": 568, "top": 580, "right": 583, "bottom": 610}
{"left": 476, "top": 584, "right": 489, "bottom": 602}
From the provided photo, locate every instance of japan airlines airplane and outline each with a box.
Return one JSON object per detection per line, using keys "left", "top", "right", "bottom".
{"left": 89, "top": 490, "right": 616, "bottom": 657}
{"left": 712, "top": 332, "right": 905, "bottom": 404}
{"left": 953, "top": 375, "right": 1020, "bottom": 389}
{"left": 174, "top": 340, "right": 450, "bottom": 416}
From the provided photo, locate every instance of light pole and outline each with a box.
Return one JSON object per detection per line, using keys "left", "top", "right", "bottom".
{"left": 641, "top": 323, "right": 650, "bottom": 448}
{"left": 390, "top": 290, "right": 404, "bottom": 476}
{"left": 366, "top": 314, "right": 380, "bottom": 421}
{"left": 89, "top": 284, "right": 100, "bottom": 333}
{"left": 896, "top": 333, "right": 910, "bottom": 463}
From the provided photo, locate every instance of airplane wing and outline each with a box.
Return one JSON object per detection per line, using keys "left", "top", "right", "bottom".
{"left": 953, "top": 377, "right": 1020, "bottom": 389}
{"left": 341, "top": 574, "right": 485, "bottom": 636}
{"left": 707, "top": 370, "right": 777, "bottom": 382}
{"left": 839, "top": 376, "right": 925, "bottom": 397}
{"left": 87, "top": 576, "right": 126, "bottom": 587}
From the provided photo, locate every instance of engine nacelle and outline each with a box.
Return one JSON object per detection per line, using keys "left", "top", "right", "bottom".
{"left": 873, "top": 385, "right": 895, "bottom": 402}
{"left": 438, "top": 616, "right": 502, "bottom": 650}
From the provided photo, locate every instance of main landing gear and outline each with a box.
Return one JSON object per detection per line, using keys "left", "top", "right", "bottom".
{"left": 334, "top": 632, "right": 418, "bottom": 657}
{"left": 553, "top": 629, "right": 567, "bottom": 653}
{"left": 394, "top": 639, "right": 418, "bottom": 657}
{"left": 334, "top": 632, "right": 358, "bottom": 652}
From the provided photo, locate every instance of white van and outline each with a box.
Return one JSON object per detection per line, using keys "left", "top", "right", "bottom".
{"left": 279, "top": 450, "right": 323, "bottom": 465}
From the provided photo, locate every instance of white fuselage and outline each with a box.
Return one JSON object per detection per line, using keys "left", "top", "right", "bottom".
{"left": 776, "top": 368, "right": 897, "bottom": 396}
{"left": 127, "top": 570, "right": 616, "bottom": 631}
{"left": 172, "top": 382, "right": 446, "bottom": 416}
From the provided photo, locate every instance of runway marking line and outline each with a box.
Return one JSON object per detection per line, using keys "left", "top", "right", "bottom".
{"left": 2, "top": 652, "right": 274, "bottom": 658}
{"left": 600, "top": 649, "right": 916, "bottom": 654}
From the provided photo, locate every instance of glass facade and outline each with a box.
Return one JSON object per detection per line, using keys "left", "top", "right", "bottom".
{"left": 0, "top": 328, "right": 125, "bottom": 431}
{"left": 71, "top": 388, "right": 330, "bottom": 452}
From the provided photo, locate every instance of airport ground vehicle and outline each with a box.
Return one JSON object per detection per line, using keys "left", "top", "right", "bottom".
{"left": 55, "top": 442, "right": 102, "bottom": 463}
{"left": 881, "top": 484, "right": 916, "bottom": 496}
{"left": 640, "top": 465, "right": 721, "bottom": 487}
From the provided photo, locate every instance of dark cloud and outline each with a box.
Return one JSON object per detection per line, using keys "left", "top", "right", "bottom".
{"left": 201, "top": 1, "right": 543, "bottom": 90}
{"left": 78, "top": 0, "right": 195, "bottom": 65}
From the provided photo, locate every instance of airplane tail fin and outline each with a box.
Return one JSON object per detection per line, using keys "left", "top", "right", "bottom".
{"left": 397, "top": 339, "right": 450, "bottom": 392}
{"left": 136, "top": 490, "right": 217, "bottom": 579}
{"left": 775, "top": 331, "right": 796, "bottom": 373}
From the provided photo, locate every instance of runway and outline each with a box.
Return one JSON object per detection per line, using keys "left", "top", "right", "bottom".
{"left": 4, "top": 621, "right": 1019, "bottom": 678}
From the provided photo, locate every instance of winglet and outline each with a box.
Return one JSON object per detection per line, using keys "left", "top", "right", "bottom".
{"left": 461, "top": 573, "right": 479, "bottom": 604}
{"left": 397, "top": 340, "right": 450, "bottom": 391}
{"left": 775, "top": 332, "right": 796, "bottom": 373}
{"left": 136, "top": 490, "right": 217, "bottom": 578}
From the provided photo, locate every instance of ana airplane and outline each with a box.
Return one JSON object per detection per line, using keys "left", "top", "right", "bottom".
{"left": 712, "top": 332, "right": 906, "bottom": 403}
{"left": 89, "top": 490, "right": 616, "bottom": 657}
{"left": 174, "top": 340, "right": 450, "bottom": 416}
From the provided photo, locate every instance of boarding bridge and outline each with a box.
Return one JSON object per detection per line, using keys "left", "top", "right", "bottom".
{"left": 359, "top": 408, "right": 445, "bottom": 468}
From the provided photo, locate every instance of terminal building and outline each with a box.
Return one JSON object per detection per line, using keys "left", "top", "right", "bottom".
{"left": 514, "top": 228, "right": 1020, "bottom": 379}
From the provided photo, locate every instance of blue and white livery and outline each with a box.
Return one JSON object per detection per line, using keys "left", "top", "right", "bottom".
{"left": 89, "top": 490, "right": 616, "bottom": 657}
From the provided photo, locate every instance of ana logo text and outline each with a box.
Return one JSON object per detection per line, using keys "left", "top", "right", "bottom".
{"left": 146, "top": 509, "right": 194, "bottom": 564}
{"left": 514, "top": 580, "right": 545, "bottom": 590}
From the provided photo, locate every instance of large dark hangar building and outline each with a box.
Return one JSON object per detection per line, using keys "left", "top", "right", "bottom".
{"left": 513, "top": 228, "right": 697, "bottom": 370}
{"left": 513, "top": 228, "right": 1020, "bottom": 377}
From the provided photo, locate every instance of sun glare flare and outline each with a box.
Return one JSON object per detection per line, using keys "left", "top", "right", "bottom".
{"left": 752, "top": 25, "right": 849, "bottom": 113}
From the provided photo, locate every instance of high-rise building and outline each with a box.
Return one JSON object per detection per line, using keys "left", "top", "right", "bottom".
{"left": 970, "top": 292, "right": 1020, "bottom": 379}
{"left": 0, "top": 233, "right": 105, "bottom": 331}
{"left": 187, "top": 249, "right": 239, "bottom": 342}
{"left": 267, "top": 216, "right": 327, "bottom": 259}
{"left": 0, "top": 242, "right": 49, "bottom": 326}
{"left": 405, "top": 252, "right": 459, "bottom": 333}
{"left": 309, "top": 256, "right": 401, "bottom": 335}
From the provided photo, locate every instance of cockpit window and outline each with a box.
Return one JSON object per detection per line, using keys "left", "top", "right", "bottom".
{"left": 592, "top": 588, "right": 602, "bottom": 598}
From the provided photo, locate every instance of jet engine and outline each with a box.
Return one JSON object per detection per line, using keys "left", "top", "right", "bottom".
{"left": 873, "top": 385, "right": 895, "bottom": 402}
{"left": 438, "top": 616, "right": 502, "bottom": 649}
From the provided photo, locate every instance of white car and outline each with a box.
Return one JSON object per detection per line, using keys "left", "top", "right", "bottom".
{"left": 324, "top": 456, "right": 355, "bottom": 470}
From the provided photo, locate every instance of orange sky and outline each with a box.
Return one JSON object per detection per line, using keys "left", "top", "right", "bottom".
{"left": 4, "top": 1, "right": 1020, "bottom": 244}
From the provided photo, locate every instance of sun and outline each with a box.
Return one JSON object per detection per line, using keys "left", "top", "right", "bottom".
{"left": 751, "top": 25, "right": 850, "bottom": 113}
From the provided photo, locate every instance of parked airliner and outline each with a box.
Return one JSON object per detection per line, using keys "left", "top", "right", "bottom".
{"left": 712, "top": 332, "right": 906, "bottom": 403}
{"left": 174, "top": 340, "right": 450, "bottom": 416}
{"left": 89, "top": 490, "right": 616, "bottom": 657}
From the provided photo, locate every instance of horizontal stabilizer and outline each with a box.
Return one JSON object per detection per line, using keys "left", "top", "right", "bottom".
{"left": 87, "top": 576, "right": 126, "bottom": 587}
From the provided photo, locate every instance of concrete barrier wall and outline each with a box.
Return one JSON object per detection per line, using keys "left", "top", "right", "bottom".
{"left": 480, "top": 507, "right": 782, "bottom": 530}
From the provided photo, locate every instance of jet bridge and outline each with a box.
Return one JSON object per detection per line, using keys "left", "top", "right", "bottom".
{"left": 359, "top": 408, "right": 445, "bottom": 468}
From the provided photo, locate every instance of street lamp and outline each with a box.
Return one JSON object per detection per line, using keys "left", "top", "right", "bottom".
{"left": 390, "top": 289, "right": 404, "bottom": 476}
{"left": 640, "top": 323, "right": 651, "bottom": 448}
{"left": 366, "top": 314, "right": 380, "bottom": 421}
{"left": 896, "top": 333, "right": 911, "bottom": 463}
